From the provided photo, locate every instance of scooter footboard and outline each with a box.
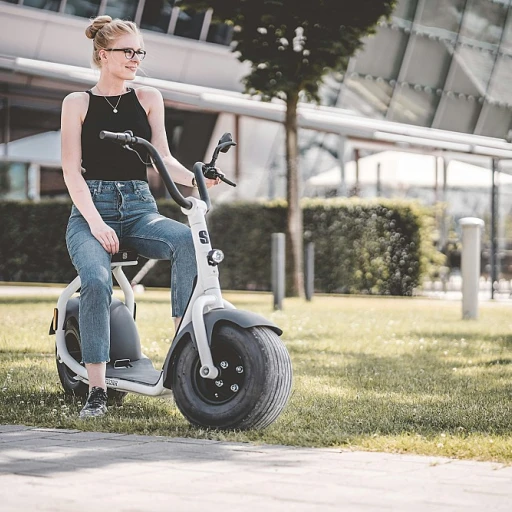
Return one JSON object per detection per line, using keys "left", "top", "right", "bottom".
{"left": 162, "top": 309, "right": 282, "bottom": 389}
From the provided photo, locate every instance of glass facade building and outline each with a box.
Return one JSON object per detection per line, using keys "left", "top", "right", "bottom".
{"left": 330, "top": 0, "right": 512, "bottom": 139}
{"left": 3, "top": 0, "right": 512, "bottom": 138}
{"left": 2, "top": 0, "right": 232, "bottom": 45}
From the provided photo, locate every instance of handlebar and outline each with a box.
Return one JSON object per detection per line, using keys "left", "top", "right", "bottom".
{"left": 99, "top": 130, "right": 237, "bottom": 211}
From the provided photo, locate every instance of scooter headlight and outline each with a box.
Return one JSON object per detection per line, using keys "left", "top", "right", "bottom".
{"left": 207, "top": 249, "right": 224, "bottom": 266}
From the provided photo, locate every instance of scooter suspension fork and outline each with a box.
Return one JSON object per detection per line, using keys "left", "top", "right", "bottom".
{"left": 192, "top": 295, "right": 219, "bottom": 379}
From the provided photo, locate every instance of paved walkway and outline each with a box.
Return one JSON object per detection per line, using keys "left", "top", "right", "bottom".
{"left": 1, "top": 425, "right": 510, "bottom": 511}
{"left": 2, "top": 284, "right": 512, "bottom": 303}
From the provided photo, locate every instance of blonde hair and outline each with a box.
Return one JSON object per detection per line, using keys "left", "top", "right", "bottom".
{"left": 85, "top": 15, "right": 142, "bottom": 68}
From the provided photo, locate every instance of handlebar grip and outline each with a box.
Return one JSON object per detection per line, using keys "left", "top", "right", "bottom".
{"left": 99, "top": 130, "right": 136, "bottom": 144}
{"left": 219, "top": 175, "right": 236, "bottom": 187}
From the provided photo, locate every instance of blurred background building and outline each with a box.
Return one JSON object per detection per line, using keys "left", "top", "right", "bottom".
{"left": 2, "top": 0, "right": 512, "bottom": 281}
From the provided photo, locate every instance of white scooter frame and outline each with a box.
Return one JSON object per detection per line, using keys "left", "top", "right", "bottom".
{"left": 52, "top": 130, "right": 292, "bottom": 430}
{"left": 52, "top": 131, "right": 282, "bottom": 398}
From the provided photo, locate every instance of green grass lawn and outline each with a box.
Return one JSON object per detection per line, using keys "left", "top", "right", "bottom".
{"left": 1, "top": 289, "right": 511, "bottom": 462}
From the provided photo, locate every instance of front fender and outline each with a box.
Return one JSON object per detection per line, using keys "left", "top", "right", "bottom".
{"left": 162, "top": 309, "right": 282, "bottom": 389}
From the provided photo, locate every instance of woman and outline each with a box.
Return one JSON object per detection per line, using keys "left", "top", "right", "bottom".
{"left": 61, "top": 15, "right": 219, "bottom": 419}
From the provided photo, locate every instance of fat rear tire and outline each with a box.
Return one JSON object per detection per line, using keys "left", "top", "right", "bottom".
{"left": 172, "top": 324, "right": 293, "bottom": 430}
{"left": 56, "top": 317, "right": 127, "bottom": 404}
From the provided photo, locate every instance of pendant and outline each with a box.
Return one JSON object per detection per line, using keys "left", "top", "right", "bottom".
{"left": 113, "top": 109, "right": 118, "bottom": 114}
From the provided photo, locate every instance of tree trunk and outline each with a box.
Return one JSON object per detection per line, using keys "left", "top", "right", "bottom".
{"left": 285, "top": 91, "right": 304, "bottom": 298}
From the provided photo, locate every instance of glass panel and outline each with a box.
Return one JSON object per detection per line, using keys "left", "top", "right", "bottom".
{"left": 320, "top": 73, "right": 344, "bottom": 107}
{"left": 499, "top": 14, "right": 512, "bottom": 53}
{"left": 392, "top": 0, "right": 419, "bottom": 22}
{"left": 459, "top": 0, "right": 507, "bottom": 49}
{"left": 354, "top": 28, "right": 408, "bottom": 80}
{"left": 475, "top": 103, "right": 511, "bottom": 138}
{"left": 449, "top": 46, "right": 493, "bottom": 96}
{"left": 22, "top": 0, "right": 60, "bottom": 10}
{"left": 140, "top": 0, "right": 174, "bottom": 33}
{"left": 174, "top": 9, "right": 205, "bottom": 40}
{"left": 104, "top": 0, "right": 137, "bottom": 20}
{"left": 487, "top": 55, "right": 512, "bottom": 104}
{"left": 343, "top": 76, "right": 393, "bottom": 117}
{"left": 416, "top": 0, "right": 465, "bottom": 38}
{"left": 402, "top": 35, "right": 451, "bottom": 89}
{"left": 435, "top": 96, "right": 480, "bottom": 132}
{"left": 0, "top": 162, "right": 28, "bottom": 200}
{"left": 206, "top": 22, "right": 233, "bottom": 46}
{"left": 64, "top": 0, "right": 101, "bottom": 18}
{"left": 388, "top": 87, "right": 438, "bottom": 126}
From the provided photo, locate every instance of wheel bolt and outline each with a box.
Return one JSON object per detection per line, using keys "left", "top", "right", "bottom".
{"left": 215, "top": 380, "right": 223, "bottom": 387}
{"left": 230, "top": 384, "right": 239, "bottom": 392}
{"left": 220, "top": 361, "right": 229, "bottom": 369}
{"left": 235, "top": 366, "right": 244, "bottom": 373}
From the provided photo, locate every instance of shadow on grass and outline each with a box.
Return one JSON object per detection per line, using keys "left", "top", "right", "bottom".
{"left": 292, "top": 348, "right": 512, "bottom": 438}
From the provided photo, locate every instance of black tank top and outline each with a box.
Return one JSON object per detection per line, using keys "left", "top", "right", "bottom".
{"left": 81, "top": 88, "right": 152, "bottom": 181}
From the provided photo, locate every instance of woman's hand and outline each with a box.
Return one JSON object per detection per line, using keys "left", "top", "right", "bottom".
{"left": 205, "top": 168, "right": 223, "bottom": 189}
{"left": 89, "top": 220, "right": 119, "bottom": 254}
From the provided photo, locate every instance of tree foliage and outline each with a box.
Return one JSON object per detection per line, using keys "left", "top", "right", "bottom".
{"left": 181, "top": 0, "right": 395, "bottom": 102}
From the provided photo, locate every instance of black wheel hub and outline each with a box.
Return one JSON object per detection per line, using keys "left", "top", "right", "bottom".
{"left": 193, "top": 344, "right": 246, "bottom": 405}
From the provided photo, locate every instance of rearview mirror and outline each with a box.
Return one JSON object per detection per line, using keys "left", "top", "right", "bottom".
{"left": 218, "top": 133, "right": 236, "bottom": 153}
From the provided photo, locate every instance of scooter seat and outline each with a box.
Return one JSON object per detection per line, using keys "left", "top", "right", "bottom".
{"left": 111, "top": 248, "right": 139, "bottom": 266}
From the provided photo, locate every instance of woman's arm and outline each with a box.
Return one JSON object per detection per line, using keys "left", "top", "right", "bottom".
{"left": 61, "top": 93, "right": 119, "bottom": 254}
{"left": 138, "top": 87, "right": 218, "bottom": 188}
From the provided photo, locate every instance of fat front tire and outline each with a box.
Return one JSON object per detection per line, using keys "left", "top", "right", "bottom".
{"left": 56, "top": 317, "right": 127, "bottom": 404}
{"left": 172, "top": 324, "right": 293, "bottom": 430}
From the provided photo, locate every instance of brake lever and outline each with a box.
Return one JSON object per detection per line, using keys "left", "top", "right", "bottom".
{"left": 202, "top": 165, "right": 237, "bottom": 187}
{"left": 218, "top": 175, "right": 236, "bottom": 187}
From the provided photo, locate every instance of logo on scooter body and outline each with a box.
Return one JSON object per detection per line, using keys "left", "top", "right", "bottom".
{"left": 105, "top": 378, "right": 119, "bottom": 387}
{"left": 199, "top": 230, "right": 209, "bottom": 244}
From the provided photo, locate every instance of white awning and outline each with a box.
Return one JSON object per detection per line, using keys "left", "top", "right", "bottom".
{"left": 0, "top": 130, "right": 61, "bottom": 166}
{"left": 4, "top": 56, "right": 512, "bottom": 162}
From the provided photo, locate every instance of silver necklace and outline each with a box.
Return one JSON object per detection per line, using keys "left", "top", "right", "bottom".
{"left": 95, "top": 86, "right": 124, "bottom": 114}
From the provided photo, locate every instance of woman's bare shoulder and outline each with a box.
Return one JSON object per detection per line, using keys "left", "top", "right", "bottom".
{"left": 134, "top": 85, "right": 162, "bottom": 104}
{"left": 62, "top": 91, "right": 89, "bottom": 114}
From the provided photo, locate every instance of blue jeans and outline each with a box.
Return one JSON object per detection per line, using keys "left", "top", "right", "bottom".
{"left": 65, "top": 180, "right": 197, "bottom": 364}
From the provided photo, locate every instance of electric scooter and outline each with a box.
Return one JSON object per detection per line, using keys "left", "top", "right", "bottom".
{"left": 50, "top": 131, "right": 293, "bottom": 430}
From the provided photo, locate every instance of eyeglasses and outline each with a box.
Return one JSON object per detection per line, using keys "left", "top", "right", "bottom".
{"left": 105, "top": 48, "right": 147, "bottom": 61}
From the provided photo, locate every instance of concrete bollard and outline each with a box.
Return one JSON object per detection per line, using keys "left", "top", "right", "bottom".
{"left": 305, "top": 242, "right": 315, "bottom": 301}
{"left": 271, "top": 233, "right": 285, "bottom": 310}
{"left": 459, "top": 217, "right": 484, "bottom": 320}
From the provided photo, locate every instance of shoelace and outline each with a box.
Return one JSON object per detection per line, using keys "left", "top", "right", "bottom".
{"left": 87, "top": 388, "right": 107, "bottom": 406}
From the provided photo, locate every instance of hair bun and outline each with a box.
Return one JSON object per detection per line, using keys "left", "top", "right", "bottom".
{"left": 85, "top": 15, "right": 113, "bottom": 39}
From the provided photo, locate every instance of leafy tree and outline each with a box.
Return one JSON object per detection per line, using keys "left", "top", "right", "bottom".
{"left": 181, "top": 0, "right": 396, "bottom": 296}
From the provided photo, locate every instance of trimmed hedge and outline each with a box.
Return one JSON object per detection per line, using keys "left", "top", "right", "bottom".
{"left": 209, "top": 198, "right": 441, "bottom": 295}
{"left": 0, "top": 198, "right": 441, "bottom": 295}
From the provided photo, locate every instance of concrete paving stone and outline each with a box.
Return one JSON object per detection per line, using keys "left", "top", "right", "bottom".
{"left": 111, "top": 433, "right": 172, "bottom": 443}
{"left": 51, "top": 438, "right": 156, "bottom": 451}
{"left": 215, "top": 479, "right": 390, "bottom": 505}
{"left": 43, "top": 430, "right": 129, "bottom": 441}
{"left": 0, "top": 447, "right": 72, "bottom": 462}
{"left": 0, "top": 458, "right": 61, "bottom": 476}
{"left": 1, "top": 425, "right": 511, "bottom": 511}
{"left": 166, "top": 436, "right": 223, "bottom": 445}
{"left": 30, "top": 427, "right": 82, "bottom": 434}
{"left": 0, "top": 437, "right": 90, "bottom": 452}
{"left": 0, "top": 425, "right": 32, "bottom": 433}
{"left": 0, "top": 431, "right": 60, "bottom": 443}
